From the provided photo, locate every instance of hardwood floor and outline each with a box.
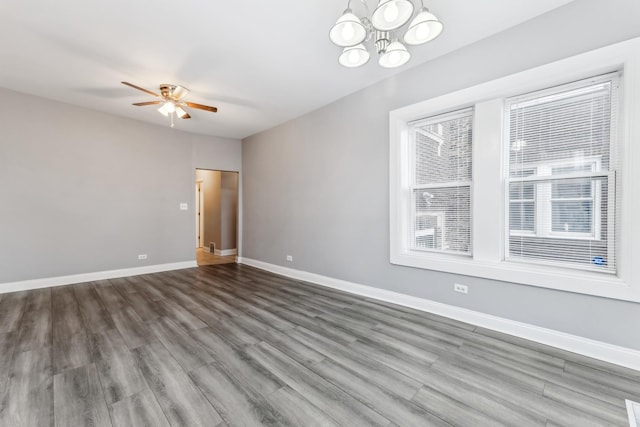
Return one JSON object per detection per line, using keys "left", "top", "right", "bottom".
{"left": 196, "top": 248, "right": 236, "bottom": 266}
{"left": 0, "top": 264, "right": 638, "bottom": 426}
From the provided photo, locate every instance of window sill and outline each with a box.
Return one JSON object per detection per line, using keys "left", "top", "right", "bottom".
{"left": 390, "top": 250, "right": 640, "bottom": 303}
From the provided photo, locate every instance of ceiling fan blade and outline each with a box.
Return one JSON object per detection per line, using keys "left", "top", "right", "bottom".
{"left": 185, "top": 102, "right": 218, "bottom": 113}
{"left": 181, "top": 112, "right": 191, "bottom": 119}
{"left": 132, "top": 101, "right": 163, "bottom": 106}
{"left": 121, "top": 81, "right": 160, "bottom": 97}
{"left": 172, "top": 85, "right": 190, "bottom": 100}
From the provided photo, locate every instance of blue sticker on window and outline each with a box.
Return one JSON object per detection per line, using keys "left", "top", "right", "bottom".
{"left": 591, "top": 256, "right": 606, "bottom": 266}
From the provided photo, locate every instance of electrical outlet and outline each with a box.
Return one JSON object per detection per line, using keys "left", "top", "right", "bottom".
{"left": 138, "top": 254, "right": 148, "bottom": 260}
{"left": 180, "top": 203, "right": 188, "bottom": 210}
{"left": 454, "top": 283, "right": 468, "bottom": 294}
{"left": 286, "top": 255, "right": 293, "bottom": 262}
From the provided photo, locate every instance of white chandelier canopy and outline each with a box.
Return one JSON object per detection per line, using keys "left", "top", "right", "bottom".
{"left": 329, "top": 0, "right": 443, "bottom": 68}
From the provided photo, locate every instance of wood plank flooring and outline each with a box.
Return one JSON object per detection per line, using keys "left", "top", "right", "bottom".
{"left": 0, "top": 263, "right": 638, "bottom": 426}
{"left": 196, "top": 249, "right": 236, "bottom": 266}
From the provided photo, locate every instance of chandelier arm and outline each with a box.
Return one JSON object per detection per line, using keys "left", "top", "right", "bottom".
{"left": 346, "top": 0, "right": 370, "bottom": 16}
{"left": 358, "top": 0, "right": 371, "bottom": 16}
{"left": 355, "top": 0, "right": 373, "bottom": 41}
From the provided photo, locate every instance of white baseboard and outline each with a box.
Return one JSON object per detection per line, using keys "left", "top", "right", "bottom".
{"left": 0, "top": 261, "right": 198, "bottom": 294}
{"left": 238, "top": 257, "right": 640, "bottom": 372}
{"left": 628, "top": 400, "right": 639, "bottom": 427}
{"left": 214, "top": 248, "right": 237, "bottom": 256}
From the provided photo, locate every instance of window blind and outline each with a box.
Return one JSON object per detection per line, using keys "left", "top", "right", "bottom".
{"left": 505, "top": 74, "right": 619, "bottom": 273}
{"left": 409, "top": 108, "right": 473, "bottom": 255}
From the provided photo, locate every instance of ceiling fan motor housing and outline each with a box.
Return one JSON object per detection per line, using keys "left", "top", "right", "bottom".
{"left": 160, "top": 84, "right": 177, "bottom": 99}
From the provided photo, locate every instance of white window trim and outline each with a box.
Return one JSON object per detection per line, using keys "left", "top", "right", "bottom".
{"left": 389, "top": 37, "right": 640, "bottom": 303}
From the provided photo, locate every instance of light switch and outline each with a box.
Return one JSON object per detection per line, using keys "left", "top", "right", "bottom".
{"left": 180, "top": 203, "right": 188, "bottom": 210}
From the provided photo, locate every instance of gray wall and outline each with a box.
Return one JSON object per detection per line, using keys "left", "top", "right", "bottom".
{"left": 221, "top": 172, "right": 239, "bottom": 250}
{"left": 0, "top": 87, "right": 241, "bottom": 284}
{"left": 242, "top": 0, "right": 640, "bottom": 350}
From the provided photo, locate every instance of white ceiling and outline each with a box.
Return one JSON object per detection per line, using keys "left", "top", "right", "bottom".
{"left": 0, "top": 0, "right": 575, "bottom": 139}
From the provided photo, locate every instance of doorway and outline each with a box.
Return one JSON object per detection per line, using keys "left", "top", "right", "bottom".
{"left": 195, "top": 169, "right": 239, "bottom": 266}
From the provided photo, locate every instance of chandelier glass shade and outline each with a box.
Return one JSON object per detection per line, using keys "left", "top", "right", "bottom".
{"left": 329, "top": 0, "right": 443, "bottom": 68}
{"left": 404, "top": 7, "right": 443, "bottom": 45}
{"left": 339, "top": 44, "right": 371, "bottom": 67}
{"left": 378, "top": 40, "right": 410, "bottom": 67}
{"left": 371, "top": 0, "right": 414, "bottom": 31}
{"left": 329, "top": 10, "right": 367, "bottom": 46}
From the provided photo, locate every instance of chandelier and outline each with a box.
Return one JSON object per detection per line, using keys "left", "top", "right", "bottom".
{"left": 329, "top": 0, "right": 443, "bottom": 68}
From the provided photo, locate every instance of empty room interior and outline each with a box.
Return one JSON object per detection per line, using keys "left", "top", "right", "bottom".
{"left": 1, "top": 0, "right": 640, "bottom": 426}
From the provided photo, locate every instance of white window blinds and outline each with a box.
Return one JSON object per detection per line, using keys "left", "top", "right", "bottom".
{"left": 409, "top": 108, "right": 473, "bottom": 255}
{"left": 505, "top": 74, "right": 619, "bottom": 273}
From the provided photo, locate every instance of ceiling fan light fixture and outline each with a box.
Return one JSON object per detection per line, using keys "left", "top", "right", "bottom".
{"left": 371, "top": 0, "right": 414, "bottom": 31}
{"left": 175, "top": 106, "right": 188, "bottom": 119}
{"left": 329, "top": 9, "right": 367, "bottom": 47}
{"left": 157, "top": 101, "right": 176, "bottom": 117}
{"left": 157, "top": 103, "right": 170, "bottom": 116}
{"left": 403, "top": 7, "right": 443, "bottom": 45}
{"left": 172, "top": 85, "right": 190, "bottom": 100}
{"left": 378, "top": 40, "right": 410, "bottom": 68}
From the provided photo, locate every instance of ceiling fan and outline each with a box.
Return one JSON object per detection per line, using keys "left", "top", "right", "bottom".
{"left": 122, "top": 81, "right": 218, "bottom": 127}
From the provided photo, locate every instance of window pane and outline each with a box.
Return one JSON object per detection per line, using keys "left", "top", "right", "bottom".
{"left": 509, "top": 201, "right": 535, "bottom": 232}
{"left": 509, "top": 168, "right": 536, "bottom": 179}
{"left": 552, "top": 164, "right": 594, "bottom": 176}
{"left": 552, "top": 178, "right": 592, "bottom": 199}
{"left": 410, "top": 108, "right": 473, "bottom": 256}
{"left": 552, "top": 200, "right": 593, "bottom": 233}
{"left": 508, "top": 82, "right": 612, "bottom": 169}
{"left": 509, "top": 236, "right": 609, "bottom": 267}
{"left": 505, "top": 75, "right": 617, "bottom": 273}
{"left": 509, "top": 182, "right": 535, "bottom": 200}
{"left": 414, "top": 113, "right": 472, "bottom": 185}
{"left": 413, "top": 186, "right": 471, "bottom": 253}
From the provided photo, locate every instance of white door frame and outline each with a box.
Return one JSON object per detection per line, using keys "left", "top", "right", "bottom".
{"left": 195, "top": 180, "right": 204, "bottom": 249}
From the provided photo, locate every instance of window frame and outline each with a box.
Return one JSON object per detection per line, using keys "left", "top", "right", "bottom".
{"left": 408, "top": 108, "right": 473, "bottom": 256}
{"left": 547, "top": 160, "right": 600, "bottom": 239}
{"left": 389, "top": 37, "right": 640, "bottom": 303}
